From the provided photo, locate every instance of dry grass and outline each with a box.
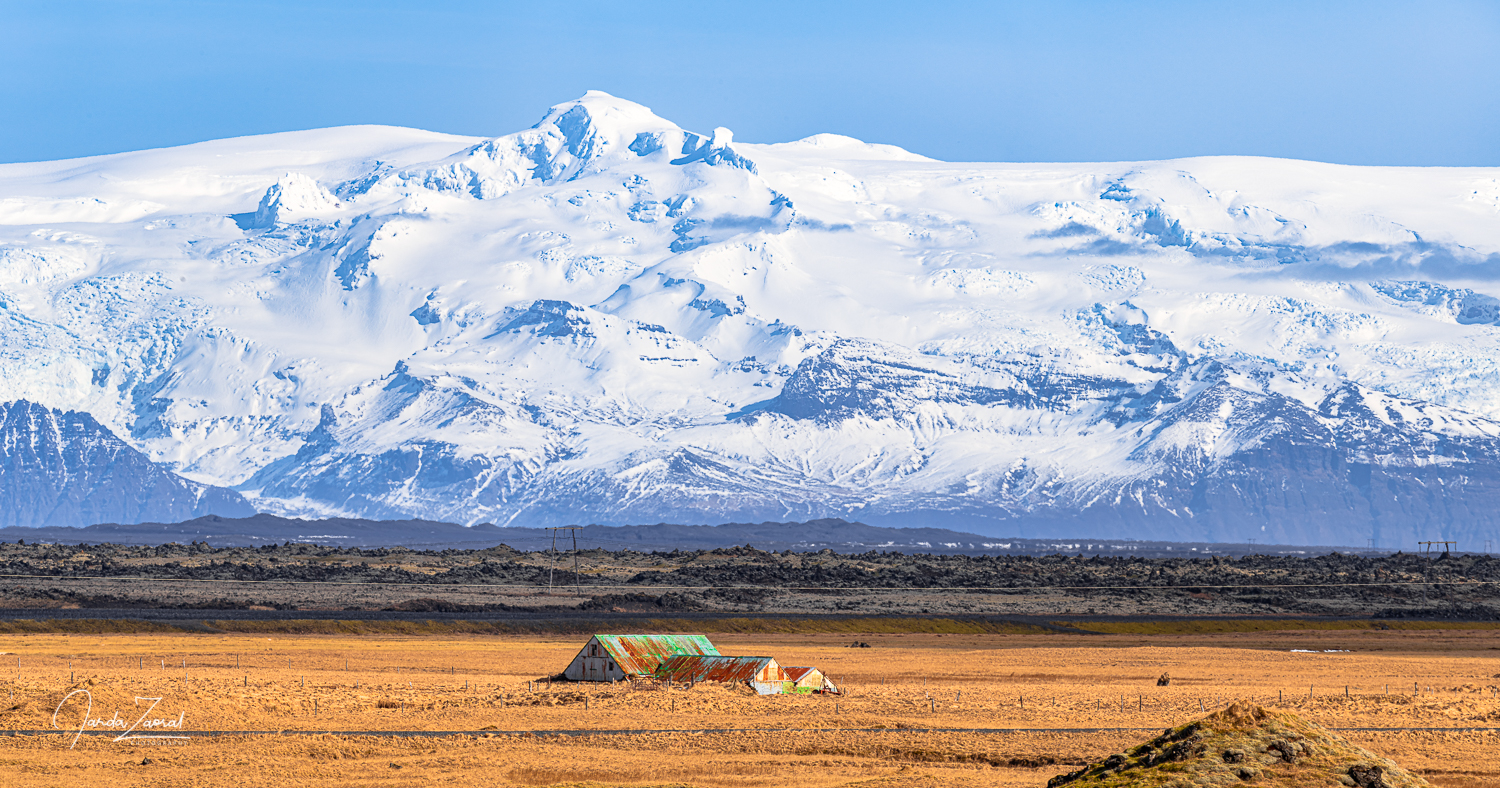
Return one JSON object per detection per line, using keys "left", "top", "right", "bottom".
{"left": 506, "top": 762, "right": 785, "bottom": 786}
{"left": 1062, "top": 619, "right": 1500, "bottom": 635}
{"left": 0, "top": 618, "right": 183, "bottom": 634}
{"left": 642, "top": 617, "right": 1055, "bottom": 635}
{"left": 0, "top": 627, "right": 1498, "bottom": 786}
{"left": 0, "top": 616, "right": 1058, "bottom": 637}
{"left": 9, "top": 615, "right": 1500, "bottom": 638}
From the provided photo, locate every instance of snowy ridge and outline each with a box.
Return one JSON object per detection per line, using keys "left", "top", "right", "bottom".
{"left": 1, "top": 92, "right": 1499, "bottom": 543}
{"left": 0, "top": 400, "right": 252, "bottom": 527}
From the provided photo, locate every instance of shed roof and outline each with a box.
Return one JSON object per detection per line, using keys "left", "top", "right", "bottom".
{"left": 783, "top": 666, "right": 820, "bottom": 683}
{"left": 592, "top": 634, "right": 720, "bottom": 676}
{"left": 654, "top": 654, "right": 779, "bottom": 683}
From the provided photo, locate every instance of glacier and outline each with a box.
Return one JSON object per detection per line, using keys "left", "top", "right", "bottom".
{"left": 2, "top": 90, "right": 1500, "bottom": 546}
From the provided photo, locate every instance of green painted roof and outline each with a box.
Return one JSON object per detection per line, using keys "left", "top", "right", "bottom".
{"left": 591, "top": 634, "right": 720, "bottom": 676}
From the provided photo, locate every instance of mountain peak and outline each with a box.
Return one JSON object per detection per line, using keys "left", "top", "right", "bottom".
{"left": 250, "top": 172, "right": 342, "bottom": 228}
{"left": 0, "top": 400, "right": 253, "bottom": 527}
{"left": 402, "top": 91, "right": 756, "bottom": 198}
{"left": 531, "top": 91, "right": 682, "bottom": 147}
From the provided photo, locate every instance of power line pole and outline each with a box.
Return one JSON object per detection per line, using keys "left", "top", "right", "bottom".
{"left": 548, "top": 528, "right": 557, "bottom": 592}
{"left": 545, "top": 526, "right": 584, "bottom": 596}
{"left": 1418, "top": 541, "right": 1457, "bottom": 557}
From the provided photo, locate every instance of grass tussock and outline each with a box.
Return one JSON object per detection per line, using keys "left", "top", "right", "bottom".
{"left": 7, "top": 615, "right": 1496, "bottom": 637}
{"left": 0, "top": 618, "right": 181, "bottom": 635}
{"left": 506, "top": 762, "right": 779, "bottom": 786}
{"left": 638, "top": 617, "right": 1053, "bottom": 635}
{"left": 0, "top": 616, "right": 1054, "bottom": 637}
{"left": 203, "top": 615, "right": 1052, "bottom": 636}
{"left": 1056, "top": 619, "right": 1500, "bottom": 635}
{"left": 206, "top": 619, "right": 534, "bottom": 636}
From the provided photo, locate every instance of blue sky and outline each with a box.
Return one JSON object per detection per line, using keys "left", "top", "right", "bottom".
{"left": 4, "top": 0, "right": 1497, "bottom": 165}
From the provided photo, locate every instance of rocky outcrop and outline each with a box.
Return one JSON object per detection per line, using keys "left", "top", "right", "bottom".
{"left": 0, "top": 400, "right": 254, "bottom": 528}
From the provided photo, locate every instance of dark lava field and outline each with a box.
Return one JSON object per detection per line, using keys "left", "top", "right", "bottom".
{"left": 0, "top": 539, "right": 1496, "bottom": 621}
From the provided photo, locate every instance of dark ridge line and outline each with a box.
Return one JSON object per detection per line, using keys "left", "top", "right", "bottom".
{"left": 0, "top": 515, "right": 1394, "bottom": 557}
{"left": 3, "top": 573, "right": 1495, "bottom": 591}
{"left": 4, "top": 609, "right": 1498, "bottom": 630}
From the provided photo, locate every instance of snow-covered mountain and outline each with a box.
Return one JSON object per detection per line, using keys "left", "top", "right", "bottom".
{"left": 0, "top": 400, "right": 252, "bottom": 527}
{"left": 2, "top": 91, "right": 1499, "bottom": 545}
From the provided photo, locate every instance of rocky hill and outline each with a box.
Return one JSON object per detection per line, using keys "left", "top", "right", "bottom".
{"left": 0, "top": 512, "right": 1376, "bottom": 555}
{"left": 0, "top": 400, "right": 252, "bottom": 527}
{"left": 0, "top": 538, "right": 1492, "bottom": 618}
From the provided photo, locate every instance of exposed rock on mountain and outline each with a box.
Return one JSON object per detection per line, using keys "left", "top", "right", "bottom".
{"left": 1, "top": 92, "right": 1499, "bottom": 543}
{"left": 0, "top": 400, "right": 254, "bottom": 527}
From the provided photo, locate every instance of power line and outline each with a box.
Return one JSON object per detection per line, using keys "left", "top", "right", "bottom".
{"left": 543, "top": 526, "right": 582, "bottom": 597}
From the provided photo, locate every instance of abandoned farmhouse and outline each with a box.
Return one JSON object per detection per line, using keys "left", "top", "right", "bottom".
{"left": 562, "top": 634, "right": 839, "bottom": 695}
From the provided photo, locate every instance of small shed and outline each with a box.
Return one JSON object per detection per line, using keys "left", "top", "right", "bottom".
{"left": 563, "top": 634, "right": 720, "bottom": 682}
{"left": 654, "top": 655, "right": 787, "bottom": 695}
{"left": 784, "top": 666, "right": 838, "bottom": 694}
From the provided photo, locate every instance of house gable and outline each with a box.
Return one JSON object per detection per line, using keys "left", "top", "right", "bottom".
{"left": 563, "top": 634, "right": 720, "bottom": 681}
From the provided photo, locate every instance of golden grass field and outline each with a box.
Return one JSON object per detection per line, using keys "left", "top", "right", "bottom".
{"left": 2, "top": 625, "right": 1498, "bottom": 787}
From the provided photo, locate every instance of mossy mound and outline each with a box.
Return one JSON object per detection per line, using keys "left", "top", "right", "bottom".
{"left": 1048, "top": 703, "right": 1429, "bottom": 788}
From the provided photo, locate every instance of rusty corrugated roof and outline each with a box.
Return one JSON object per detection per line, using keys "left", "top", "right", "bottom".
{"left": 783, "top": 666, "right": 820, "bottom": 683}
{"left": 653, "top": 654, "right": 781, "bottom": 684}
{"left": 594, "top": 634, "right": 720, "bottom": 677}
